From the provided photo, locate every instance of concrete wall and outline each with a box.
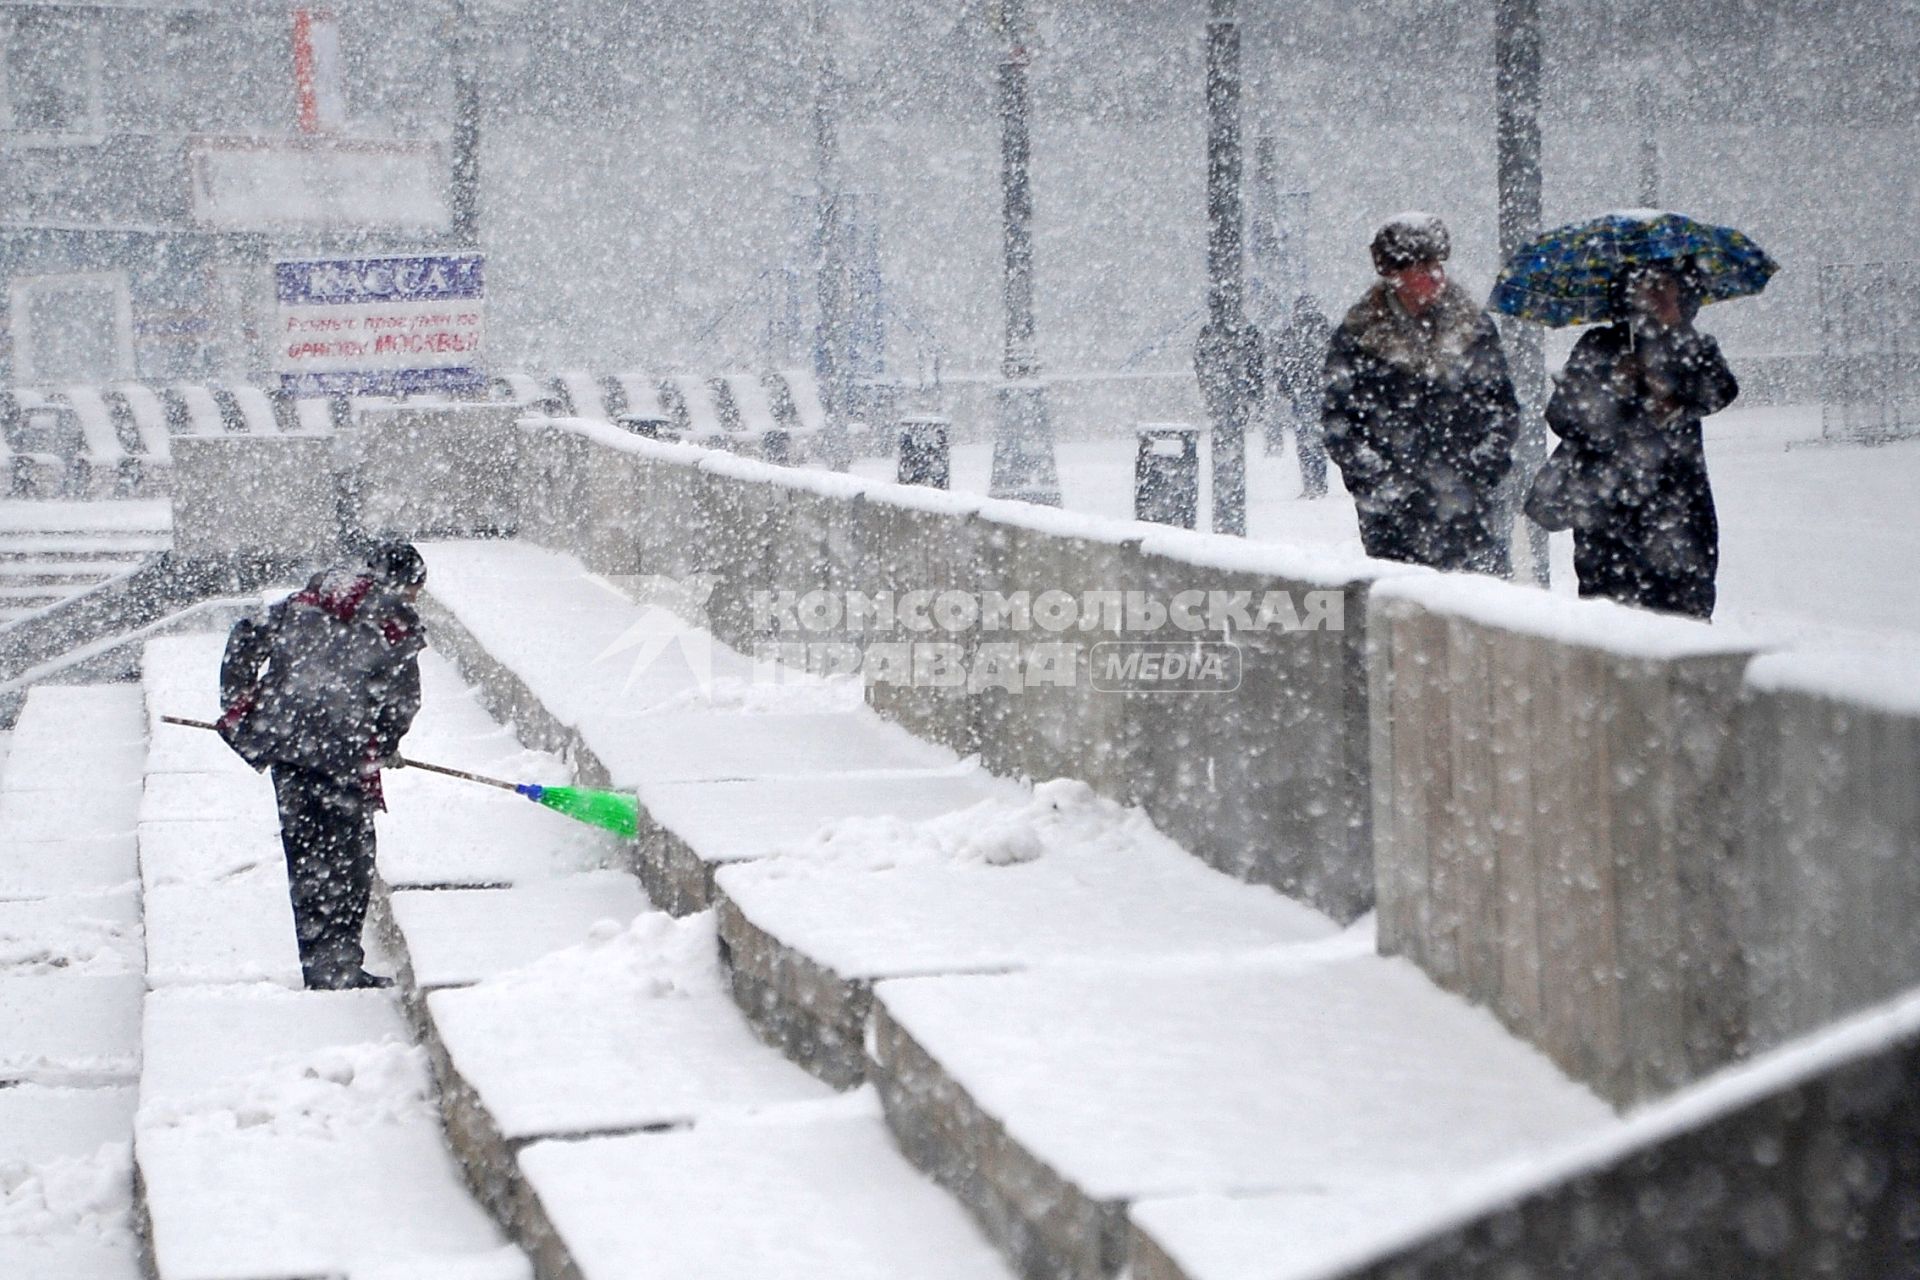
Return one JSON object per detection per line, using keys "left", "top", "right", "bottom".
{"left": 364, "top": 414, "right": 1920, "bottom": 1112}
{"left": 1368, "top": 576, "right": 1920, "bottom": 1112}
{"left": 169, "top": 435, "right": 339, "bottom": 562}
{"left": 349, "top": 404, "right": 524, "bottom": 540}
{"left": 1739, "top": 653, "right": 1920, "bottom": 1055}
{"left": 1368, "top": 577, "right": 1761, "bottom": 1107}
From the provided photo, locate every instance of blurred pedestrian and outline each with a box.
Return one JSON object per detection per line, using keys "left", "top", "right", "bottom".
{"left": 1322, "top": 214, "right": 1521, "bottom": 573}
{"left": 1269, "top": 294, "right": 1332, "bottom": 496}
{"left": 217, "top": 541, "right": 427, "bottom": 990}
{"left": 1537, "top": 260, "right": 1738, "bottom": 618}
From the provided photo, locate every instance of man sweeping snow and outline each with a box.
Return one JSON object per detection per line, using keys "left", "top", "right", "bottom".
{"left": 216, "top": 541, "right": 428, "bottom": 990}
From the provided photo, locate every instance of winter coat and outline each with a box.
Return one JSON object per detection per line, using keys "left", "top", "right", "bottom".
{"left": 1271, "top": 305, "right": 1333, "bottom": 402}
{"left": 1543, "top": 321, "right": 1738, "bottom": 619}
{"left": 1321, "top": 280, "right": 1521, "bottom": 572}
{"left": 218, "top": 567, "right": 425, "bottom": 793}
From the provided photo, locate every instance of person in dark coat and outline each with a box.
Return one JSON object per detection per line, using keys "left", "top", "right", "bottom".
{"left": 1322, "top": 214, "right": 1521, "bottom": 574}
{"left": 1268, "top": 294, "right": 1333, "bottom": 496}
{"left": 218, "top": 541, "right": 428, "bottom": 990}
{"left": 1542, "top": 261, "right": 1738, "bottom": 619}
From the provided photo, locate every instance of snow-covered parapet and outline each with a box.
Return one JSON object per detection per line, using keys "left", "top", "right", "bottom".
{"left": 1367, "top": 574, "right": 1766, "bottom": 1108}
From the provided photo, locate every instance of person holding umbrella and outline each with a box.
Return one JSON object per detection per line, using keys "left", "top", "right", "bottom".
{"left": 1321, "top": 214, "right": 1521, "bottom": 574}
{"left": 1495, "top": 211, "right": 1778, "bottom": 620}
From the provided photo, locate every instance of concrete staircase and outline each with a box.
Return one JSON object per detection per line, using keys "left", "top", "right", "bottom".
{"left": 0, "top": 502, "right": 171, "bottom": 629}
{"left": 403, "top": 539, "right": 1623, "bottom": 1280}
{"left": 8, "top": 540, "right": 1891, "bottom": 1276}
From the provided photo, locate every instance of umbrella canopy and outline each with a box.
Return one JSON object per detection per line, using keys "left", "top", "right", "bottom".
{"left": 1490, "top": 210, "right": 1779, "bottom": 327}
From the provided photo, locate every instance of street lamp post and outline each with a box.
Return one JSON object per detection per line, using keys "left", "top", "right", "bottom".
{"left": 1200, "top": 0, "right": 1250, "bottom": 536}
{"left": 1496, "top": 0, "right": 1549, "bottom": 582}
{"left": 449, "top": 0, "right": 481, "bottom": 247}
{"left": 987, "top": 0, "right": 1060, "bottom": 507}
{"left": 812, "top": 0, "right": 854, "bottom": 470}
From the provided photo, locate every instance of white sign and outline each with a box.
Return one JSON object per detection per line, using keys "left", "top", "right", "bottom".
{"left": 274, "top": 252, "right": 484, "bottom": 396}
{"left": 191, "top": 138, "right": 449, "bottom": 233}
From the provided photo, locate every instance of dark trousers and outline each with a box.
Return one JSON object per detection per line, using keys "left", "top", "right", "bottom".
{"left": 271, "top": 765, "right": 377, "bottom": 989}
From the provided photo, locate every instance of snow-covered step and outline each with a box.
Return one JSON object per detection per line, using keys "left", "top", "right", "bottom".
{"left": 415, "top": 539, "right": 985, "bottom": 916}
{"left": 0, "top": 683, "right": 151, "bottom": 1276}
{"left": 135, "top": 985, "right": 525, "bottom": 1280}
{"left": 0, "top": 684, "right": 146, "bottom": 901}
{"left": 421, "top": 911, "right": 835, "bottom": 1207}
{"left": 0, "top": 1085, "right": 142, "bottom": 1279}
{"left": 518, "top": 1113, "right": 1012, "bottom": 1280}
{"left": 387, "top": 873, "right": 646, "bottom": 992}
{"left": 714, "top": 779, "right": 1337, "bottom": 1087}
{"left": 0, "top": 888, "right": 142, "bottom": 974}
{"left": 0, "top": 504, "right": 169, "bottom": 621}
{"left": 637, "top": 768, "right": 1016, "bottom": 914}
{"left": 0, "top": 973, "right": 143, "bottom": 1086}
{"left": 868, "top": 951, "right": 1618, "bottom": 1280}
{"left": 415, "top": 540, "right": 954, "bottom": 791}
{"left": 378, "top": 651, "right": 622, "bottom": 889}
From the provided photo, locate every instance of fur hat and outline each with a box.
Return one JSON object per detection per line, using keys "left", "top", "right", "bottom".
{"left": 1370, "top": 213, "right": 1451, "bottom": 273}
{"left": 366, "top": 540, "right": 427, "bottom": 588}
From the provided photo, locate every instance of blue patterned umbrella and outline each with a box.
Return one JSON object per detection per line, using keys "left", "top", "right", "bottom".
{"left": 1490, "top": 210, "right": 1779, "bottom": 327}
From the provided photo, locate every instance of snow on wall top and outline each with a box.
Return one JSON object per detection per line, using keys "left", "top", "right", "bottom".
{"left": 1743, "top": 647, "right": 1920, "bottom": 719}
{"left": 1371, "top": 573, "right": 1768, "bottom": 662}
{"left": 523, "top": 416, "right": 1384, "bottom": 590}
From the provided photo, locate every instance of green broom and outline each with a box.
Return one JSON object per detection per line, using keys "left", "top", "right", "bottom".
{"left": 161, "top": 716, "right": 640, "bottom": 838}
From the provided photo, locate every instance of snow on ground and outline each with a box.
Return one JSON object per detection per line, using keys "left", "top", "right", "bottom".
{"left": 0, "top": 500, "right": 170, "bottom": 534}
{"left": 423, "top": 910, "right": 835, "bottom": 1139}
{"left": 388, "top": 872, "right": 648, "bottom": 991}
{"left": 716, "top": 778, "right": 1336, "bottom": 980}
{"left": 0, "top": 687, "right": 150, "bottom": 1278}
{"left": 853, "top": 406, "right": 1920, "bottom": 650}
{"left": 517, "top": 1115, "right": 1013, "bottom": 1280}
{"left": 876, "top": 951, "right": 1617, "bottom": 1204}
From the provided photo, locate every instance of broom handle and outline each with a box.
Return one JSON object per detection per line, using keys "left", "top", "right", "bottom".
{"left": 159, "top": 715, "right": 522, "bottom": 793}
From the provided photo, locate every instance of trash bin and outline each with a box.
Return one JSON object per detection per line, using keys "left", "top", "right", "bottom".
{"left": 897, "top": 416, "right": 951, "bottom": 489}
{"left": 759, "top": 428, "right": 793, "bottom": 466}
{"left": 618, "top": 414, "right": 678, "bottom": 441}
{"left": 1134, "top": 423, "right": 1201, "bottom": 528}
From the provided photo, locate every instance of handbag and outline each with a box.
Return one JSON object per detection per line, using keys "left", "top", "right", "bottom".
{"left": 1523, "top": 444, "right": 1583, "bottom": 533}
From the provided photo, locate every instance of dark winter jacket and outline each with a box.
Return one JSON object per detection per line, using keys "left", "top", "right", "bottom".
{"left": 1272, "top": 305, "right": 1333, "bottom": 402}
{"left": 1543, "top": 321, "right": 1738, "bottom": 618}
{"left": 218, "top": 567, "right": 425, "bottom": 792}
{"left": 1321, "top": 280, "right": 1520, "bottom": 572}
